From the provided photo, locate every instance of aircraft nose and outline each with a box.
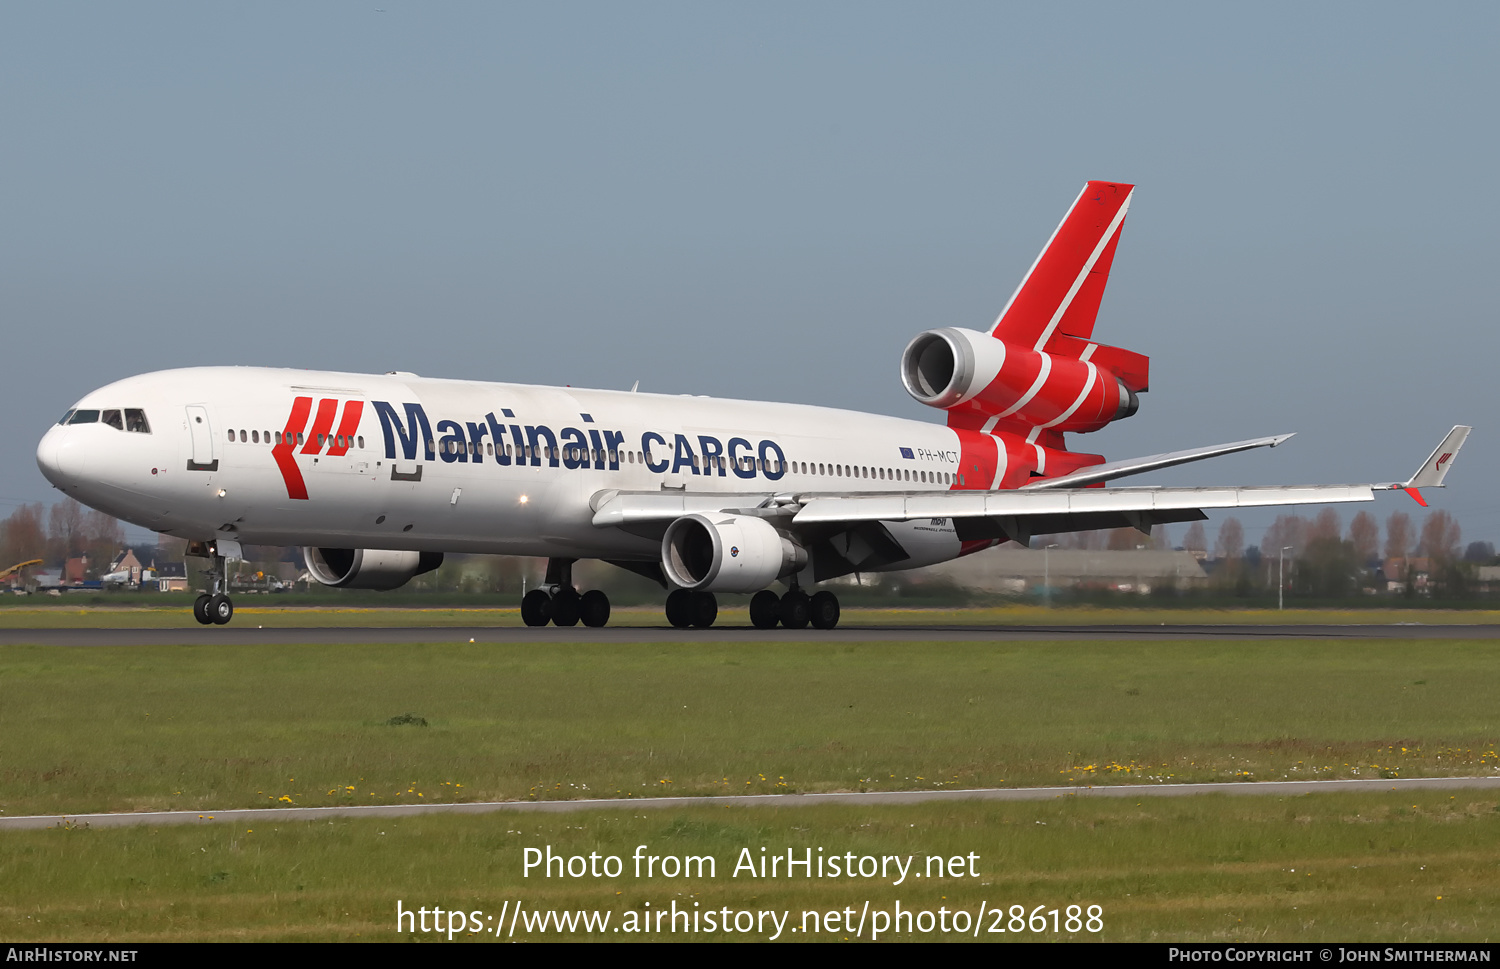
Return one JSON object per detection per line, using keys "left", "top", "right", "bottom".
{"left": 36, "top": 426, "right": 77, "bottom": 489}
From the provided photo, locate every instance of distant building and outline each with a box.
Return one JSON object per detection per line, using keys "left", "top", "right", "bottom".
{"left": 102, "top": 549, "right": 143, "bottom": 586}
{"left": 1384, "top": 557, "right": 1431, "bottom": 594}
{"left": 153, "top": 561, "right": 189, "bottom": 593}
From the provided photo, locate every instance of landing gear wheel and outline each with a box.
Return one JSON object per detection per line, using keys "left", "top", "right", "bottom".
{"left": 208, "top": 593, "right": 234, "bottom": 626}
{"left": 749, "top": 590, "right": 781, "bottom": 629}
{"left": 521, "top": 589, "right": 551, "bottom": 627}
{"left": 779, "top": 590, "right": 810, "bottom": 629}
{"left": 193, "top": 593, "right": 213, "bottom": 625}
{"left": 690, "top": 591, "right": 717, "bottom": 628}
{"left": 550, "top": 588, "right": 581, "bottom": 627}
{"left": 665, "top": 589, "right": 695, "bottom": 628}
{"left": 810, "top": 591, "right": 841, "bottom": 630}
{"left": 580, "top": 590, "right": 611, "bottom": 628}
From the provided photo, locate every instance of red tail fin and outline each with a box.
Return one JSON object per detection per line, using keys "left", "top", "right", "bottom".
{"left": 991, "top": 181, "right": 1134, "bottom": 350}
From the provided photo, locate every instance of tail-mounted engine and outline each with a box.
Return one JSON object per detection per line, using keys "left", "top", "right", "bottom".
{"left": 899, "top": 180, "right": 1149, "bottom": 437}
{"left": 901, "top": 327, "right": 1140, "bottom": 432}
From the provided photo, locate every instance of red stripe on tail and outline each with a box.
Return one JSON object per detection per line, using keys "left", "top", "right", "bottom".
{"left": 950, "top": 427, "right": 1000, "bottom": 491}
{"left": 991, "top": 181, "right": 1133, "bottom": 349}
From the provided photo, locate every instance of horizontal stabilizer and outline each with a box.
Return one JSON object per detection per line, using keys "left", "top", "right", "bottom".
{"left": 1043, "top": 333, "right": 1150, "bottom": 392}
{"left": 1021, "top": 433, "right": 1294, "bottom": 490}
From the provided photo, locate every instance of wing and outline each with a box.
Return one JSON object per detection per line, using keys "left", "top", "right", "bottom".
{"left": 591, "top": 427, "right": 1472, "bottom": 547}
{"left": 792, "top": 483, "right": 1375, "bottom": 545}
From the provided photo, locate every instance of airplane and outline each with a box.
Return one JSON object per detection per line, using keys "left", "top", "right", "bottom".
{"left": 34, "top": 181, "right": 1471, "bottom": 629}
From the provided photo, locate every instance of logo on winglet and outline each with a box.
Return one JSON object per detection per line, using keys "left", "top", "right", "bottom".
{"left": 1436, "top": 452, "right": 1452, "bottom": 471}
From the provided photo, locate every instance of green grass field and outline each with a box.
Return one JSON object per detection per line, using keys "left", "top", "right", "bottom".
{"left": 1, "top": 638, "right": 1497, "bottom": 816}
{"left": 2, "top": 633, "right": 1497, "bottom": 941}
{"left": 3, "top": 793, "right": 1497, "bottom": 942}
{"left": 2, "top": 602, "right": 1500, "bottom": 627}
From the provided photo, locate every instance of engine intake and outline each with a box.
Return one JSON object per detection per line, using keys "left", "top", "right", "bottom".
{"left": 303, "top": 548, "right": 444, "bottom": 591}
{"left": 900, "top": 326, "right": 1138, "bottom": 430}
{"left": 900, "top": 327, "right": 1008, "bottom": 410}
{"left": 661, "top": 514, "right": 806, "bottom": 593}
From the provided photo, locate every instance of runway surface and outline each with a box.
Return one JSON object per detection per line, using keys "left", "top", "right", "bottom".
{"left": 0, "top": 623, "right": 1497, "bottom": 645}
{"left": 5, "top": 776, "right": 1498, "bottom": 830}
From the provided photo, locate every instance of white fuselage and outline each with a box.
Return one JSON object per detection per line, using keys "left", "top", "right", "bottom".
{"left": 36, "top": 367, "right": 975, "bottom": 572}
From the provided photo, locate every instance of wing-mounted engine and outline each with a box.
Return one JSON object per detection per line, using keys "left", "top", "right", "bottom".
{"left": 303, "top": 547, "right": 444, "bottom": 590}
{"left": 661, "top": 514, "right": 807, "bottom": 593}
{"left": 899, "top": 180, "right": 1148, "bottom": 449}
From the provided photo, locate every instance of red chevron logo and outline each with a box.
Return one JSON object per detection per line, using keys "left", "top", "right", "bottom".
{"left": 273, "top": 397, "right": 365, "bottom": 500}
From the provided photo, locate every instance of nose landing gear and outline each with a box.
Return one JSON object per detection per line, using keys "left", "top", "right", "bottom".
{"left": 189, "top": 541, "right": 236, "bottom": 626}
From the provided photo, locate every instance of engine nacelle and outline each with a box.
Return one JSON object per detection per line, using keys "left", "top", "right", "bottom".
{"left": 661, "top": 514, "right": 806, "bottom": 593}
{"left": 302, "top": 547, "right": 444, "bottom": 591}
{"left": 900, "top": 327, "right": 1138, "bottom": 431}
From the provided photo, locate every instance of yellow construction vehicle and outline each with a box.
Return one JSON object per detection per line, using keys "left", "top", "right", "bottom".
{"left": 0, "top": 559, "right": 43, "bottom": 583}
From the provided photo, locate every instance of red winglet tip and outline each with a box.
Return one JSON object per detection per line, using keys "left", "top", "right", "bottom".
{"left": 1404, "top": 488, "right": 1428, "bottom": 507}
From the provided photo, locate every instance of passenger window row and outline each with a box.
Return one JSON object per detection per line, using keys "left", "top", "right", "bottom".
{"left": 792, "top": 463, "right": 953, "bottom": 485}
{"left": 631, "top": 451, "right": 954, "bottom": 486}
{"left": 226, "top": 429, "right": 365, "bottom": 449}
{"left": 58, "top": 409, "right": 151, "bottom": 433}
{"left": 473, "top": 445, "right": 954, "bottom": 485}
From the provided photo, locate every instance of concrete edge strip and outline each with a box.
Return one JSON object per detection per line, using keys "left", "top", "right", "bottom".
{"left": 5, "top": 776, "right": 1500, "bottom": 830}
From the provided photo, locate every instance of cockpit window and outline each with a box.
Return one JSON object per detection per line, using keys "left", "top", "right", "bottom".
{"left": 125, "top": 409, "right": 150, "bottom": 433}
{"left": 67, "top": 410, "right": 100, "bottom": 425}
{"left": 58, "top": 409, "right": 76, "bottom": 425}
{"left": 102, "top": 409, "right": 124, "bottom": 430}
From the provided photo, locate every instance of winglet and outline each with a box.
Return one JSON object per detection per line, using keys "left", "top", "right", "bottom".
{"left": 1384, "top": 425, "right": 1471, "bottom": 504}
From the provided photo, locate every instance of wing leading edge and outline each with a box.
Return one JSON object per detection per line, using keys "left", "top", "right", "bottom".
{"left": 590, "top": 427, "right": 1471, "bottom": 547}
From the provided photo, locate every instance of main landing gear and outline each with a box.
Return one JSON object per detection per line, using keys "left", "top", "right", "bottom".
{"left": 749, "top": 587, "right": 840, "bottom": 630}
{"left": 521, "top": 558, "right": 611, "bottom": 628}
{"left": 660, "top": 586, "right": 841, "bottom": 630}
{"left": 665, "top": 589, "right": 718, "bottom": 628}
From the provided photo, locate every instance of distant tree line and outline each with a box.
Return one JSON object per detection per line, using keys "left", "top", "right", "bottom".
{"left": 1, "top": 497, "right": 1492, "bottom": 599}
{"left": 0, "top": 498, "right": 123, "bottom": 578}
{"left": 1042, "top": 507, "right": 1485, "bottom": 600}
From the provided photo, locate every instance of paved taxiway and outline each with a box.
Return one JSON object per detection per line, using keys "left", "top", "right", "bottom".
{"left": 4, "top": 776, "right": 1499, "bottom": 830}
{"left": 0, "top": 623, "right": 1496, "bottom": 646}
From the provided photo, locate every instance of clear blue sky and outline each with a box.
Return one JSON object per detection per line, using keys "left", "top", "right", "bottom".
{"left": 4, "top": 3, "right": 1496, "bottom": 549}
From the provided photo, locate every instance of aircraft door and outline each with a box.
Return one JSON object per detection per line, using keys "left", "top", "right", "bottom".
{"left": 185, "top": 405, "right": 218, "bottom": 471}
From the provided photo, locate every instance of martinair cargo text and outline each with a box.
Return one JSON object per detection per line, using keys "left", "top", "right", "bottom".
{"left": 35, "top": 182, "right": 1470, "bottom": 628}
